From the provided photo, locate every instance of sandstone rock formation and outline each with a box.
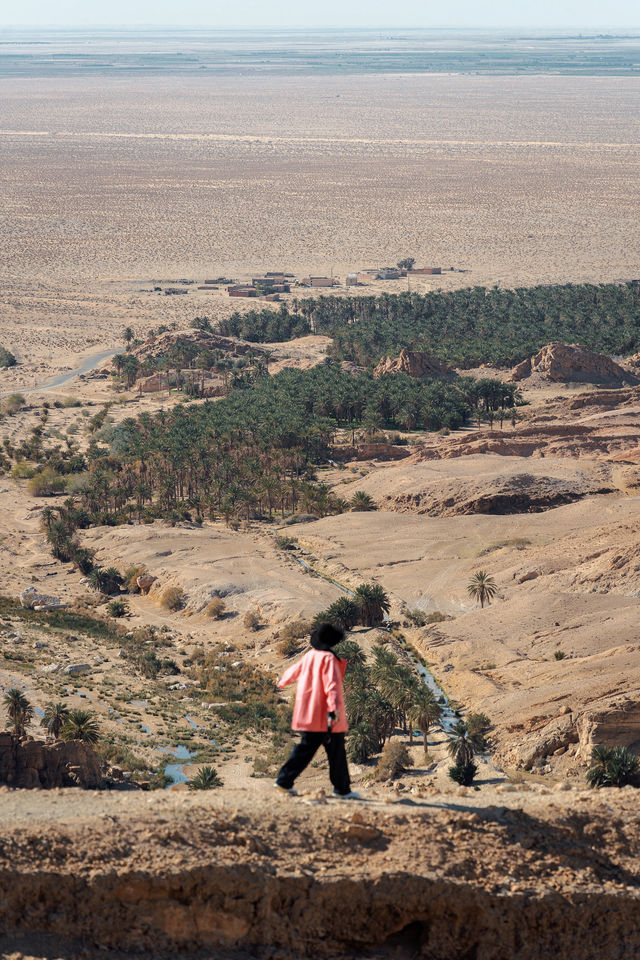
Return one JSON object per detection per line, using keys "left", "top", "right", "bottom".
{"left": 137, "top": 574, "right": 157, "bottom": 594}
{"left": 373, "top": 349, "right": 452, "bottom": 379}
{"left": 510, "top": 342, "right": 634, "bottom": 384}
{"left": 0, "top": 733, "right": 103, "bottom": 788}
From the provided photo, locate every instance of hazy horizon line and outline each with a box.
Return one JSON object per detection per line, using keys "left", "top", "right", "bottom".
{"left": 2, "top": 24, "right": 640, "bottom": 32}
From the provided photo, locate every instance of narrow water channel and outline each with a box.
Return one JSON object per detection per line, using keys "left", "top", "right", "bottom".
{"left": 295, "top": 555, "right": 459, "bottom": 735}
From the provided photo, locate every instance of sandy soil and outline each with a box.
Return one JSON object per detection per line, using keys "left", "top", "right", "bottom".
{"left": 1, "top": 73, "right": 639, "bottom": 388}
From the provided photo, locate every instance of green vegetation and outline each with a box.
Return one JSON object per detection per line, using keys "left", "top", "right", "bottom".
{"left": 3, "top": 688, "right": 33, "bottom": 736}
{"left": 315, "top": 583, "right": 390, "bottom": 631}
{"left": 466, "top": 712, "right": 492, "bottom": 752}
{"left": 61, "top": 709, "right": 100, "bottom": 744}
{"left": 447, "top": 721, "right": 479, "bottom": 786}
{"left": 0, "top": 347, "right": 17, "bottom": 368}
{"left": 221, "top": 283, "right": 640, "bottom": 368}
{"left": 187, "top": 765, "right": 223, "bottom": 790}
{"left": 107, "top": 599, "right": 128, "bottom": 618}
{"left": 41, "top": 702, "right": 70, "bottom": 739}
{"left": 89, "top": 567, "right": 124, "bottom": 596}
{"left": 586, "top": 744, "right": 640, "bottom": 789}
{"left": 467, "top": 571, "right": 498, "bottom": 608}
{"left": 340, "top": 640, "right": 442, "bottom": 764}
{"left": 350, "top": 491, "right": 376, "bottom": 511}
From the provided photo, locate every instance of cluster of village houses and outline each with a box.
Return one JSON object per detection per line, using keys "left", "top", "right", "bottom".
{"left": 224, "top": 265, "right": 442, "bottom": 300}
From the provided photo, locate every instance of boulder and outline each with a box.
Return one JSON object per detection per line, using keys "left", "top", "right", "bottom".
{"left": 137, "top": 574, "right": 157, "bottom": 594}
{"left": 373, "top": 349, "right": 452, "bottom": 379}
{"left": 509, "top": 342, "right": 635, "bottom": 385}
{"left": 64, "top": 663, "right": 91, "bottom": 676}
{"left": 20, "top": 587, "right": 65, "bottom": 612}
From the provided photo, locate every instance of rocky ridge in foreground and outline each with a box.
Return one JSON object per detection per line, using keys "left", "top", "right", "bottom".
{"left": 1, "top": 789, "right": 639, "bottom": 959}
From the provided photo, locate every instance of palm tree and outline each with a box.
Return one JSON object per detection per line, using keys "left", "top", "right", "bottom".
{"left": 3, "top": 688, "right": 33, "bottom": 737}
{"left": 350, "top": 491, "right": 376, "bottom": 512}
{"left": 355, "top": 583, "right": 390, "bottom": 627}
{"left": 188, "top": 765, "right": 223, "bottom": 790}
{"left": 346, "top": 722, "right": 378, "bottom": 764}
{"left": 41, "top": 702, "right": 70, "bottom": 740}
{"left": 467, "top": 571, "right": 498, "bottom": 609}
{"left": 408, "top": 689, "right": 442, "bottom": 759}
{"left": 318, "top": 597, "right": 361, "bottom": 631}
{"left": 61, "top": 710, "right": 100, "bottom": 744}
{"left": 447, "top": 721, "right": 475, "bottom": 766}
{"left": 124, "top": 326, "right": 134, "bottom": 347}
{"left": 88, "top": 567, "right": 122, "bottom": 596}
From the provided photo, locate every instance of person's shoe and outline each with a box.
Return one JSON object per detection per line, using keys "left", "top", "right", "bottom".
{"left": 274, "top": 782, "right": 298, "bottom": 796}
{"left": 332, "top": 790, "right": 361, "bottom": 800}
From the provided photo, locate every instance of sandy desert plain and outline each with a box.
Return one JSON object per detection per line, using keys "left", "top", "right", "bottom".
{"left": 2, "top": 30, "right": 640, "bottom": 959}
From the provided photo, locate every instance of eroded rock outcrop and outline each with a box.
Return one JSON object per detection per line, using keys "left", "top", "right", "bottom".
{"left": 0, "top": 733, "right": 103, "bottom": 788}
{"left": 374, "top": 349, "right": 452, "bottom": 379}
{"left": 510, "top": 342, "right": 634, "bottom": 385}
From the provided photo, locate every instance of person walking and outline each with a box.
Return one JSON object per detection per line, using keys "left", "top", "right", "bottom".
{"left": 275, "top": 622, "right": 359, "bottom": 799}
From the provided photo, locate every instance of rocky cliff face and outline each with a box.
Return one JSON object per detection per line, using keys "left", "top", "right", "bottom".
{"left": 0, "top": 733, "right": 103, "bottom": 788}
{"left": 373, "top": 349, "right": 452, "bottom": 379}
{"left": 2, "top": 799, "right": 640, "bottom": 960}
{"left": 510, "top": 342, "right": 634, "bottom": 384}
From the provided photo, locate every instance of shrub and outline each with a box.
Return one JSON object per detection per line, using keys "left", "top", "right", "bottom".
{"left": 425, "top": 611, "right": 448, "bottom": 624}
{"left": 586, "top": 745, "right": 640, "bottom": 789}
{"left": 243, "top": 608, "right": 261, "bottom": 631}
{"left": 188, "top": 765, "right": 223, "bottom": 790}
{"left": 107, "top": 599, "right": 127, "bottom": 618}
{"left": 123, "top": 565, "right": 147, "bottom": 593}
{"left": 554, "top": 650, "right": 567, "bottom": 660}
{"left": 162, "top": 587, "right": 186, "bottom": 612}
{"left": 280, "top": 619, "right": 312, "bottom": 643}
{"left": 11, "top": 461, "right": 37, "bottom": 480}
{"left": 138, "top": 651, "right": 162, "bottom": 678}
{"left": 448, "top": 760, "right": 478, "bottom": 786}
{"left": 406, "top": 609, "right": 427, "bottom": 627}
{"left": 206, "top": 597, "right": 226, "bottom": 619}
{"left": 62, "top": 396, "right": 82, "bottom": 408}
{"left": 373, "top": 740, "right": 414, "bottom": 781}
{"left": 2, "top": 393, "right": 25, "bottom": 415}
{"left": 275, "top": 534, "right": 298, "bottom": 550}
{"left": 276, "top": 636, "right": 303, "bottom": 658}
{"left": 0, "top": 347, "right": 17, "bottom": 368}
{"left": 28, "top": 467, "right": 67, "bottom": 497}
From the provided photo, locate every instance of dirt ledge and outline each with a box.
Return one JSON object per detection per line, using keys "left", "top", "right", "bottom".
{"left": 0, "top": 791, "right": 639, "bottom": 959}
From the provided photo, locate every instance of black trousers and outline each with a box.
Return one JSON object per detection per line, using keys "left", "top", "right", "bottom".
{"left": 276, "top": 731, "right": 351, "bottom": 795}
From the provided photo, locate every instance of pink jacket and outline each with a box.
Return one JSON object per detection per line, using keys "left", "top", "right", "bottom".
{"left": 277, "top": 648, "right": 348, "bottom": 733}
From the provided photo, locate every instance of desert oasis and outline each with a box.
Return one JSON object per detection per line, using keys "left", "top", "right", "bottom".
{"left": 1, "top": 25, "right": 640, "bottom": 960}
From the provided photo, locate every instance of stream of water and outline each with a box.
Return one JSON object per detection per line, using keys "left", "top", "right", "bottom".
{"left": 295, "top": 556, "right": 459, "bottom": 735}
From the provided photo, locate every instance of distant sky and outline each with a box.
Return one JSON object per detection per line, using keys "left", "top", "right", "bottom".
{"left": 2, "top": 0, "right": 639, "bottom": 29}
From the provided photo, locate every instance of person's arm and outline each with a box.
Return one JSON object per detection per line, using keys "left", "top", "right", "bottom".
{"left": 277, "top": 657, "right": 304, "bottom": 689}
